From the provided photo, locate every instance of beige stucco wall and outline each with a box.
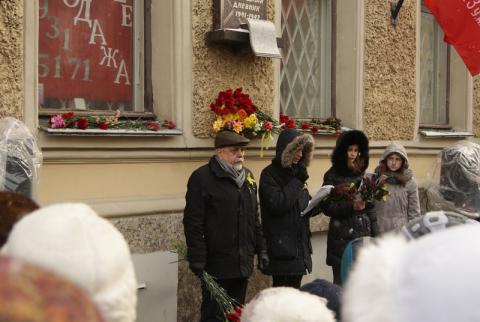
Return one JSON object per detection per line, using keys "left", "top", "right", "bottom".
{"left": 191, "top": 0, "right": 276, "bottom": 137}
{"left": 0, "top": 0, "right": 23, "bottom": 119}
{"left": 473, "top": 77, "right": 480, "bottom": 136}
{"left": 363, "top": 0, "right": 417, "bottom": 140}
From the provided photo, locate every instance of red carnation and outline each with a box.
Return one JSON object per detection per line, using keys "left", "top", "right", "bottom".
{"left": 264, "top": 121, "right": 273, "bottom": 130}
{"left": 77, "top": 117, "right": 89, "bottom": 130}
{"left": 279, "top": 113, "right": 289, "bottom": 124}
{"left": 62, "top": 112, "right": 75, "bottom": 119}
{"left": 311, "top": 125, "right": 318, "bottom": 134}
{"left": 168, "top": 121, "right": 175, "bottom": 129}
{"left": 286, "top": 119, "right": 296, "bottom": 129}
{"left": 301, "top": 122, "right": 309, "bottom": 130}
{"left": 144, "top": 122, "right": 160, "bottom": 131}
{"left": 98, "top": 122, "right": 109, "bottom": 130}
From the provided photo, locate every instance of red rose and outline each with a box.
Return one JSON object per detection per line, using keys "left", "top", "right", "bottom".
{"left": 77, "top": 117, "right": 89, "bottom": 130}
{"left": 168, "top": 121, "right": 175, "bottom": 129}
{"left": 286, "top": 119, "right": 296, "bottom": 129}
{"left": 311, "top": 125, "right": 318, "bottom": 134}
{"left": 99, "top": 122, "right": 109, "bottom": 130}
{"left": 264, "top": 121, "right": 273, "bottom": 130}
{"left": 301, "top": 122, "right": 309, "bottom": 130}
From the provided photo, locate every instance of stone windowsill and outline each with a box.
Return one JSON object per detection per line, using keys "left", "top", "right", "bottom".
{"left": 40, "top": 127, "right": 183, "bottom": 137}
{"left": 419, "top": 129, "right": 474, "bottom": 138}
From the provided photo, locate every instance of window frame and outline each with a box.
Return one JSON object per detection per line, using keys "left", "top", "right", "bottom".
{"left": 37, "top": 0, "right": 148, "bottom": 118}
{"left": 279, "top": 0, "right": 334, "bottom": 119}
{"left": 419, "top": 2, "right": 451, "bottom": 128}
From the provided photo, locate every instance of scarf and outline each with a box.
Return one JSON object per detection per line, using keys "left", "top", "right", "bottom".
{"left": 215, "top": 156, "right": 246, "bottom": 188}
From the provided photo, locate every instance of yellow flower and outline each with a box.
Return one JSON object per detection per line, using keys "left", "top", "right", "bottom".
{"left": 213, "top": 118, "right": 225, "bottom": 132}
{"left": 232, "top": 121, "right": 244, "bottom": 133}
{"left": 246, "top": 173, "right": 256, "bottom": 186}
{"left": 223, "top": 113, "right": 239, "bottom": 122}
{"left": 244, "top": 114, "right": 257, "bottom": 129}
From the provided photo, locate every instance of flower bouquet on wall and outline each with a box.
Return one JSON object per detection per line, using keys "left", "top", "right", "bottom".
{"left": 210, "top": 88, "right": 280, "bottom": 155}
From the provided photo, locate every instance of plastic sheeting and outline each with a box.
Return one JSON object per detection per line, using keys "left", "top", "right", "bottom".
{"left": 425, "top": 141, "right": 480, "bottom": 219}
{"left": 0, "top": 118, "right": 42, "bottom": 198}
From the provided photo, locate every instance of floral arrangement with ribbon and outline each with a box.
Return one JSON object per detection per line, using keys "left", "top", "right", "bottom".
{"left": 48, "top": 111, "right": 175, "bottom": 131}
{"left": 210, "top": 88, "right": 280, "bottom": 155}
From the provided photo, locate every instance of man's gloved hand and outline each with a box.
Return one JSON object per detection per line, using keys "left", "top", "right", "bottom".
{"left": 258, "top": 251, "right": 270, "bottom": 271}
{"left": 189, "top": 262, "right": 205, "bottom": 278}
{"left": 294, "top": 164, "right": 309, "bottom": 182}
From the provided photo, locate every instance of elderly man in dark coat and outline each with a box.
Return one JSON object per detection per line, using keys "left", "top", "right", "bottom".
{"left": 259, "top": 128, "right": 318, "bottom": 288}
{"left": 183, "top": 130, "right": 268, "bottom": 322}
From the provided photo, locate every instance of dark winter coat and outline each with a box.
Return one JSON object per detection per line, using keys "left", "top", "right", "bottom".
{"left": 321, "top": 130, "right": 375, "bottom": 268}
{"left": 183, "top": 156, "right": 265, "bottom": 279}
{"left": 259, "top": 129, "right": 317, "bottom": 275}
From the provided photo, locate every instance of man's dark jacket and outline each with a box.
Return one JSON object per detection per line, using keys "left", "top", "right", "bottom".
{"left": 259, "top": 129, "right": 316, "bottom": 275}
{"left": 183, "top": 156, "right": 265, "bottom": 279}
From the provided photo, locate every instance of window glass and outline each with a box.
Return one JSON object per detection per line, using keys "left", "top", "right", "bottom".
{"left": 420, "top": 3, "right": 449, "bottom": 125}
{"left": 280, "top": 0, "right": 332, "bottom": 118}
{"left": 38, "top": 0, "right": 140, "bottom": 112}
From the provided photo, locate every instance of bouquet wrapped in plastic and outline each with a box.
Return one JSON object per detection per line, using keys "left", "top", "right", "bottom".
{"left": 425, "top": 141, "right": 480, "bottom": 219}
{"left": 0, "top": 118, "right": 42, "bottom": 198}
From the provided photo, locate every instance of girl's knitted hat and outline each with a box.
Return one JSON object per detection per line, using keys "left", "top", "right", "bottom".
{"left": 2, "top": 203, "right": 137, "bottom": 322}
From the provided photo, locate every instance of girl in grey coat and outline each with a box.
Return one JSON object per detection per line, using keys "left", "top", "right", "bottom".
{"left": 373, "top": 143, "right": 420, "bottom": 234}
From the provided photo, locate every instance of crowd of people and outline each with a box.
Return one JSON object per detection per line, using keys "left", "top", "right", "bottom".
{"left": 1, "top": 125, "right": 479, "bottom": 322}
{"left": 184, "top": 129, "right": 480, "bottom": 322}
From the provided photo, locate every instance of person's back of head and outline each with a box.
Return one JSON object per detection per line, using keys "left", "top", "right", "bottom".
{"left": 2, "top": 203, "right": 137, "bottom": 322}
{"left": 242, "top": 286, "right": 335, "bottom": 322}
{"left": 0, "top": 191, "right": 38, "bottom": 246}
{"left": 300, "top": 279, "right": 342, "bottom": 321}
{"left": 0, "top": 255, "right": 105, "bottom": 322}
{"left": 343, "top": 224, "right": 480, "bottom": 322}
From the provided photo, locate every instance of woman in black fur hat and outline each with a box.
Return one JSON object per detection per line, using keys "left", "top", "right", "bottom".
{"left": 259, "top": 128, "right": 319, "bottom": 288}
{"left": 320, "top": 129, "right": 375, "bottom": 285}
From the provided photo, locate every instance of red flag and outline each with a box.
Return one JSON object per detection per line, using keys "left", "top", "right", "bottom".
{"left": 425, "top": 0, "right": 480, "bottom": 76}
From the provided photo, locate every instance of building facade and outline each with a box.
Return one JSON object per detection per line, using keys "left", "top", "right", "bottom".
{"left": 1, "top": 0, "right": 479, "bottom": 320}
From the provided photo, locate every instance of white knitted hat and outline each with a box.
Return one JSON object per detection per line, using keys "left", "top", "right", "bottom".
{"left": 2, "top": 203, "right": 137, "bottom": 322}
{"left": 242, "top": 287, "right": 335, "bottom": 322}
{"left": 343, "top": 224, "right": 480, "bottom": 322}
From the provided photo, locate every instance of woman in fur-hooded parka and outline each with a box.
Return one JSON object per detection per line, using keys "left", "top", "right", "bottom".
{"left": 259, "top": 129, "right": 317, "bottom": 285}
{"left": 321, "top": 130, "right": 374, "bottom": 284}
{"left": 373, "top": 143, "right": 420, "bottom": 234}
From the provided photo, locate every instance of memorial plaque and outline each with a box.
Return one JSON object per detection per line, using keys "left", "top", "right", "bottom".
{"left": 213, "top": 0, "right": 267, "bottom": 30}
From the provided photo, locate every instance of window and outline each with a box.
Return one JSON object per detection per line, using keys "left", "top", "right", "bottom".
{"left": 420, "top": 2, "right": 449, "bottom": 126}
{"left": 38, "top": 0, "right": 147, "bottom": 116}
{"left": 280, "top": 0, "right": 332, "bottom": 118}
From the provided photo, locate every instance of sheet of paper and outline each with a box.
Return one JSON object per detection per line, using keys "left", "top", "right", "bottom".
{"left": 246, "top": 18, "right": 281, "bottom": 58}
{"left": 301, "top": 185, "right": 334, "bottom": 216}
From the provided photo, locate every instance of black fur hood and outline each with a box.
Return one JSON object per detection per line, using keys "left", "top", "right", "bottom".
{"left": 331, "top": 130, "right": 369, "bottom": 175}
{"left": 274, "top": 129, "right": 314, "bottom": 168}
